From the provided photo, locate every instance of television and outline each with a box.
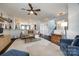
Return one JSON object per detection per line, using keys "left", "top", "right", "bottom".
{"left": 0, "top": 28, "right": 3, "bottom": 33}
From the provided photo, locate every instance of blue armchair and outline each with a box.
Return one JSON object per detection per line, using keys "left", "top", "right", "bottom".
{"left": 67, "top": 46, "right": 79, "bottom": 56}
{"left": 60, "top": 39, "right": 73, "bottom": 55}
{"left": 60, "top": 35, "right": 79, "bottom": 56}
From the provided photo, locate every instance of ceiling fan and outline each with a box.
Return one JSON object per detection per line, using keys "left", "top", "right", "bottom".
{"left": 21, "top": 3, "right": 41, "bottom": 15}
{"left": 0, "top": 13, "right": 12, "bottom": 23}
{"left": 0, "top": 13, "right": 4, "bottom": 22}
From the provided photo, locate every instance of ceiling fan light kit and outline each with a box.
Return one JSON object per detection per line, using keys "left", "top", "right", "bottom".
{"left": 30, "top": 11, "right": 33, "bottom": 14}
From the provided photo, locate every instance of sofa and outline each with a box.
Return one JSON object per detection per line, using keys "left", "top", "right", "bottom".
{"left": 60, "top": 35, "right": 79, "bottom": 56}
{"left": 40, "top": 34, "right": 51, "bottom": 41}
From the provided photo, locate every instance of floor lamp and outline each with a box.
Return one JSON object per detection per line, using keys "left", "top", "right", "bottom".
{"left": 61, "top": 21, "right": 67, "bottom": 39}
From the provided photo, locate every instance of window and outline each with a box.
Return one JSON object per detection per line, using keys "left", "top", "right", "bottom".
{"left": 21, "top": 25, "right": 30, "bottom": 30}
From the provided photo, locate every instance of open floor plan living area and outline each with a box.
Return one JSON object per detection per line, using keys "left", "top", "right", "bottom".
{"left": 0, "top": 3, "right": 79, "bottom": 56}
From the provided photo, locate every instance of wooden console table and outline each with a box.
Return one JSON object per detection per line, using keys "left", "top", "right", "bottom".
{"left": 51, "top": 34, "right": 62, "bottom": 45}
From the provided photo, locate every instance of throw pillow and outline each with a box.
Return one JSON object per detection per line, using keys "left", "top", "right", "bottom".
{"left": 71, "top": 39, "right": 76, "bottom": 46}
{"left": 75, "top": 35, "right": 79, "bottom": 39}
{"left": 71, "top": 39, "right": 79, "bottom": 46}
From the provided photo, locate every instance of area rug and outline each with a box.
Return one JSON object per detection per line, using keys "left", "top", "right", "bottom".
{"left": 7, "top": 38, "right": 64, "bottom": 56}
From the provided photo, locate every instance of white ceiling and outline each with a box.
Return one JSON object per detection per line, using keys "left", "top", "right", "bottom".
{"left": 0, "top": 3, "right": 68, "bottom": 22}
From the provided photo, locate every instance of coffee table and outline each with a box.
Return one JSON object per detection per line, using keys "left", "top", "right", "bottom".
{"left": 24, "top": 35, "right": 35, "bottom": 43}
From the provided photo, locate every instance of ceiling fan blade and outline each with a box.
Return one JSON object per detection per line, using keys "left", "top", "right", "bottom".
{"left": 33, "top": 11, "right": 37, "bottom": 15}
{"left": 1, "top": 12, "right": 3, "bottom": 17}
{"left": 0, "top": 18, "right": 4, "bottom": 22}
{"left": 28, "top": 3, "right": 33, "bottom": 10}
{"left": 34, "top": 9, "right": 40, "bottom": 11}
{"left": 27, "top": 9, "right": 31, "bottom": 11}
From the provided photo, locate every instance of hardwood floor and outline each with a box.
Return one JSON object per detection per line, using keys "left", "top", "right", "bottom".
{"left": 0, "top": 39, "right": 15, "bottom": 55}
